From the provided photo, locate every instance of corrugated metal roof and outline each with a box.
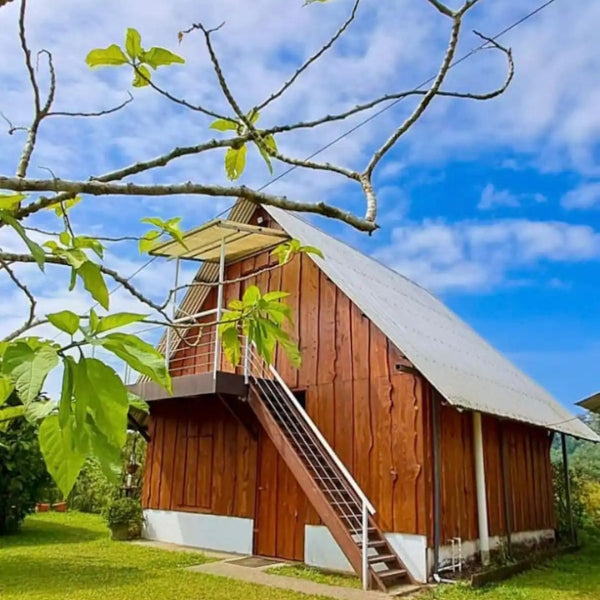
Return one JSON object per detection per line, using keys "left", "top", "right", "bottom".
{"left": 578, "top": 392, "right": 600, "bottom": 414}
{"left": 264, "top": 205, "right": 599, "bottom": 442}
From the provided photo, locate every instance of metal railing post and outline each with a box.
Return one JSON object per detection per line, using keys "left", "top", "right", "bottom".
{"left": 243, "top": 336, "right": 250, "bottom": 384}
{"left": 362, "top": 500, "right": 369, "bottom": 591}
{"left": 212, "top": 237, "right": 226, "bottom": 379}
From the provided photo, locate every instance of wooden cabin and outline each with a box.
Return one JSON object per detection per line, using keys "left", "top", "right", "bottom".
{"left": 132, "top": 201, "right": 598, "bottom": 589}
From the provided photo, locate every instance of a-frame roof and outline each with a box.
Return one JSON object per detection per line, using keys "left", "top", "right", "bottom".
{"left": 173, "top": 200, "right": 598, "bottom": 442}
{"left": 264, "top": 205, "right": 598, "bottom": 442}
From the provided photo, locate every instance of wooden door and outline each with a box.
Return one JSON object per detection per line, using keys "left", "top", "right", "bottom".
{"left": 254, "top": 429, "right": 308, "bottom": 560}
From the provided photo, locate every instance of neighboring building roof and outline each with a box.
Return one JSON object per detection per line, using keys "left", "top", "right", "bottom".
{"left": 577, "top": 392, "right": 600, "bottom": 414}
{"left": 263, "top": 205, "right": 599, "bottom": 442}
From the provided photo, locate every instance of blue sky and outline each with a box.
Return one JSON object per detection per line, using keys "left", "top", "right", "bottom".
{"left": 0, "top": 0, "right": 599, "bottom": 411}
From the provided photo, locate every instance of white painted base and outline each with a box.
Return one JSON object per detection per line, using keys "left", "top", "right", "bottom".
{"left": 385, "top": 533, "right": 428, "bottom": 583}
{"left": 432, "top": 529, "right": 556, "bottom": 572}
{"left": 304, "top": 525, "right": 429, "bottom": 583}
{"left": 304, "top": 525, "right": 353, "bottom": 573}
{"left": 143, "top": 510, "right": 254, "bottom": 555}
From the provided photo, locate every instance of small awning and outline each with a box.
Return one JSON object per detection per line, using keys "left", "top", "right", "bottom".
{"left": 577, "top": 392, "right": 600, "bottom": 414}
{"left": 150, "top": 219, "right": 289, "bottom": 262}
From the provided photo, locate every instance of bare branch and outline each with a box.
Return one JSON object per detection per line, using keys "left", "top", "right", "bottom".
{"left": 0, "top": 253, "right": 36, "bottom": 333}
{"left": 38, "top": 50, "right": 56, "bottom": 115}
{"left": 255, "top": 0, "right": 361, "bottom": 111}
{"left": 16, "top": 0, "right": 41, "bottom": 178}
{"left": 0, "top": 251, "right": 172, "bottom": 319}
{"left": 132, "top": 64, "right": 229, "bottom": 121}
{"left": 0, "top": 175, "right": 378, "bottom": 231}
{"left": 23, "top": 225, "right": 139, "bottom": 243}
{"left": 47, "top": 92, "right": 134, "bottom": 119}
{"left": 0, "top": 112, "right": 27, "bottom": 135}
{"left": 359, "top": 14, "right": 464, "bottom": 223}
{"left": 425, "top": 0, "right": 454, "bottom": 17}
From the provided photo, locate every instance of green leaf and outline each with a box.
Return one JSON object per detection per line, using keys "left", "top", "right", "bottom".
{"left": 225, "top": 145, "right": 247, "bottom": 180}
{"left": 96, "top": 312, "right": 147, "bottom": 333}
{"left": 39, "top": 415, "right": 86, "bottom": 497}
{"left": 138, "top": 230, "right": 161, "bottom": 253}
{"left": 247, "top": 108, "right": 260, "bottom": 125}
{"left": 86, "top": 44, "right": 129, "bottom": 68}
{"left": 242, "top": 284, "right": 261, "bottom": 306}
{"left": 263, "top": 291, "right": 290, "bottom": 302}
{"left": 3, "top": 342, "right": 58, "bottom": 404}
{"left": 0, "top": 193, "right": 25, "bottom": 212}
{"left": 210, "top": 118, "right": 239, "bottom": 132}
{"left": 88, "top": 424, "right": 122, "bottom": 482}
{"left": 77, "top": 262, "right": 109, "bottom": 310}
{"left": 132, "top": 64, "right": 151, "bottom": 87}
{"left": 73, "top": 236, "right": 104, "bottom": 259}
{"left": 0, "top": 405, "right": 25, "bottom": 432}
{"left": 0, "top": 374, "right": 14, "bottom": 406}
{"left": 220, "top": 325, "right": 242, "bottom": 367}
{"left": 53, "top": 196, "right": 81, "bottom": 216}
{"left": 89, "top": 308, "right": 100, "bottom": 334}
{"left": 256, "top": 133, "right": 276, "bottom": 174}
{"left": 125, "top": 28, "right": 142, "bottom": 60}
{"left": 98, "top": 332, "right": 171, "bottom": 393}
{"left": 58, "top": 357, "right": 75, "bottom": 429}
{"left": 47, "top": 310, "right": 80, "bottom": 335}
{"left": 0, "top": 210, "right": 45, "bottom": 270}
{"left": 25, "top": 400, "right": 55, "bottom": 422}
{"left": 142, "top": 47, "right": 185, "bottom": 68}
{"left": 128, "top": 392, "right": 149, "bottom": 414}
{"left": 59, "top": 231, "right": 71, "bottom": 246}
{"left": 79, "top": 358, "right": 128, "bottom": 448}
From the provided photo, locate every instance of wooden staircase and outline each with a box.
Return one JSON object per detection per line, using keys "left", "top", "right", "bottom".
{"left": 246, "top": 357, "right": 414, "bottom": 591}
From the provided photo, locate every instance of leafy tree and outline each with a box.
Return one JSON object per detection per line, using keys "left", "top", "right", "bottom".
{"left": 0, "top": 402, "right": 50, "bottom": 534}
{"left": 0, "top": 0, "right": 514, "bottom": 495}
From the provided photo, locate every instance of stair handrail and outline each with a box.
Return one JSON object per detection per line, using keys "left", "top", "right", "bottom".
{"left": 249, "top": 346, "right": 375, "bottom": 515}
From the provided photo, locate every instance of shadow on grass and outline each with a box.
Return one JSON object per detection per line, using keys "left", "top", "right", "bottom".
{"left": 0, "top": 555, "right": 146, "bottom": 595}
{"left": 0, "top": 520, "right": 105, "bottom": 548}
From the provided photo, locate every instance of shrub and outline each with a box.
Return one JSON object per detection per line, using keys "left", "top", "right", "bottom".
{"left": 67, "top": 432, "right": 147, "bottom": 514}
{"left": 104, "top": 496, "right": 144, "bottom": 540}
{"left": 0, "top": 418, "right": 50, "bottom": 534}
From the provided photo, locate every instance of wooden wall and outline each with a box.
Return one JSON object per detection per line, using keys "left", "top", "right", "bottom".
{"left": 144, "top": 237, "right": 430, "bottom": 537}
{"left": 435, "top": 400, "right": 556, "bottom": 544}
{"left": 142, "top": 398, "right": 257, "bottom": 518}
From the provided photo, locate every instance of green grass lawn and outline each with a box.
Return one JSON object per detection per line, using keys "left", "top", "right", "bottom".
{"left": 0, "top": 512, "right": 327, "bottom": 600}
{"left": 427, "top": 535, "right": 600, "bottom": 600}
{"left": 1, "top": 512, "right": 599, "bottom": 600}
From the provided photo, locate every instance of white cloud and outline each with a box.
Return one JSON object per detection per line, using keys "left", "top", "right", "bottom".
{"left": 477, "top": 183, "right": 546, "bottom": 210}
{"left": 376, "top": 219, "right": 600, "bottom": 292}
{"left": 561, "top": 182, "right": 600, "bottom": 210}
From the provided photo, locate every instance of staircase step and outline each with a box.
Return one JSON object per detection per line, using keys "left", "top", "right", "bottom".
{"left": 368, "top": 554, "right": 398, "bottom": 564}
{"left": 377, "top": 568, "right": 407, "bottom": 580}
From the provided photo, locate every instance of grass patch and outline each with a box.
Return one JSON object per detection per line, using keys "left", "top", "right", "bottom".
{"left": 0, "top": 512, "right": 330, "bottom": 600}
{"left": 265, "top": 564, "right": 361, "bottom": 589}
{"left": 425, "top": 534, "right": 600, "bottom": 600}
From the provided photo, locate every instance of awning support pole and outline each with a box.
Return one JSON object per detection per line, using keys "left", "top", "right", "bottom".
{"left": 432, "top": 388, "right": 441, "bottom": 577}
{"left": 213, "top": 237, "right": 226, "bottom": 379}
{"left": 473, "top": 411, "right": 490, "bottom": 565}
{"left": 561, "top": 433, "right": 577, "bottom": 545}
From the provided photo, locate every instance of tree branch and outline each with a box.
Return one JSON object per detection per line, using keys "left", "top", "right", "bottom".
{"left": 255, "top": 0, "right": 361, "bottom": 111}
{"left": 0, "top": 253, "right": 36, "bottom": 335}
{"left": 0, "top": 176, "right": 379, "bottom": 231}
{"left": 0, "top": 251, "right": 172, "bottom": 319}
{"left": 47, "top": 92, "right": 134, "bottom": 119}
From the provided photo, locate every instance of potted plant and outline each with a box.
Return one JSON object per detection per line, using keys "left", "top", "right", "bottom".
{"left": 52, "top": 501, "right": 67, "bottom": 512}
{"left": 104, "top": 497, "right": 144, "bottom": 541}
